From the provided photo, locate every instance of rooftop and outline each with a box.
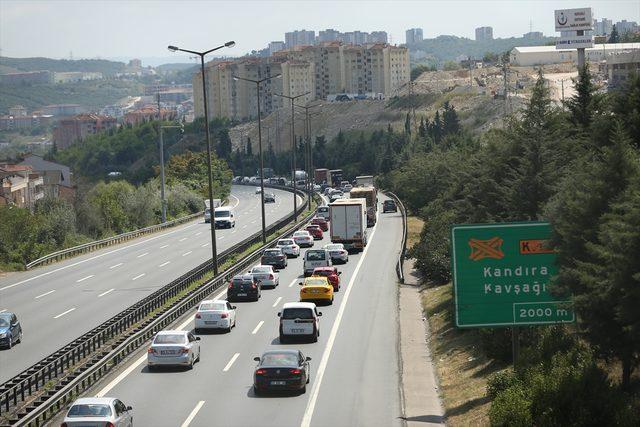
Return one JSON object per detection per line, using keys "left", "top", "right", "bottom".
{"left": 513, "top": 42, "right": 640, "bottom": 53}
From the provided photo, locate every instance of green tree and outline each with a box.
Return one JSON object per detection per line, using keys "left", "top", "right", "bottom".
{"left": 608, "top": 25, "right": 620, "bottom": 43}
{"left": 442, "top": 101, "right": 460, "bottom": 136}
{"left": 245, "top": 137, "right": 253, "bottom": 156}
{"left": 566, "top": 65, "right": 598, "bottom": 131}
{"left": 404, "top": 112, "right": 411, "bottom": 134}
{"left": 165, "top": 150, "right": 232, "bottom": 200}
{"left": 215, "top": 128, "right": 232, "bottom": 160}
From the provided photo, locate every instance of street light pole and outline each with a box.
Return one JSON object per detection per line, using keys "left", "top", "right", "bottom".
{"left": 168, "top": 41, "right": 235, "bottom": 275}
{"left": 294, "top": 103, "right": 322, "bottom": 209}
{"left": 233, "top": 73, "right": 282, "bottom": 243}
{"left": 273, "top": 92, "right": 309, "bottom": 222}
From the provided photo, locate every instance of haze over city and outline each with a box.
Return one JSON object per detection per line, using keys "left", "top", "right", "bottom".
{"left": 1, "top": 0, "right": 638, "bottom": 61}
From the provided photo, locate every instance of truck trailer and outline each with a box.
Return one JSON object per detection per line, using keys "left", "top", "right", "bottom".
{"left": 329, "top": 198, "right": 368, "bottom": 252}
{"left": 349, "top": 186, "right": 377, "bottom": 227}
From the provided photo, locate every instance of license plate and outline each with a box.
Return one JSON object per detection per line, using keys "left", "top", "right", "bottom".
{"left": 205, "top": 321, "right": 217, "bottom": 325}
{"left": 237, "top": 293, "right": 247, "bottom": 296}
{"left": 311, "top": 289, "right": 320, "bottom": 293}
{"left": 160, "top": 350, "right": 175, "bottom": 355}
{"left": 271, "top": 381, "right": 286, "bottom": 385}
{"left": 291, "top": 328, "right": 306, "bottom": 333}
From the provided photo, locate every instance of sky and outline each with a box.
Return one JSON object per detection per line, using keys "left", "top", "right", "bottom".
{"left": 1, "top": 0, "right": 639, "bottom": 64}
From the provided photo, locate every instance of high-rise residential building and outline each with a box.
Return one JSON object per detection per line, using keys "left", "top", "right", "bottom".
{"left": 285, "top": 30, "right": 316, "bottom": 48}
{"left": 370, "top": 31, "right": 389, "bottom": 43}
{"left": 475, "top": 26, "right": 494, "bottom": 41}
{"left": 405, "top": 28, "right": 424, "bottom": 44}
{"left": 594, "top": 18, "right": 613, "bottom": 36}
{"left": 615, "top": 20, "right": 639, "bottom": 34}
{"left": 318, "top": 29, "right": 340, "bottom": 42}
{"left": 523, "top": 31, "right": 544, "bottom": 39}
{"left": 268, "top": 41, "right": 286, "bottom": 56}
{"left": 52, "top": 114, "right": 117, "bottom": 149}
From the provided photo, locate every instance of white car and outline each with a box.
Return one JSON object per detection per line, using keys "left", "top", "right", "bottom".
{"left": 248, "top": 265, "right": 279, "bottom": 288}
{"left": 255, "top": 187, "right": 262, "bottom": 194}
{"left": 276, "top": 238, "right": 301, "bottom": 258}
{"left": 194, "top": 299, "right": 237, "bottom": 333}
{"left": 323, "top": 243, "right": 349, "bottom": 264}
{"left": 303, "top": 249, "right": 332, "bottom": 276}
{"left": 293, "top": 230, "right": 314, "bottom": 248}
{"left": 278, "top": 302, "right": 322, "bottom": 343}
{"left": 63, "top": 397, "right": 133, "bottom": 427}
{"left": 147, "top": 330, "right": 200, "bottom": 370}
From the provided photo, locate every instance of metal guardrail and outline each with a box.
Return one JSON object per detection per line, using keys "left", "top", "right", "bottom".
{"left": 1, "top": 187, "right": 316, "bottom": 426}
{"left": 26, "top": 211, "right": 204, "bottom": 270}
{"left": 387, "top": 192, "right": 407, "bottom": 284}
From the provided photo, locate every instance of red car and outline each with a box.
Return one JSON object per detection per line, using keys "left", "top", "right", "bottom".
{"left": 312, "top": 266, "right": 341, "bottom": 291}
{"left": 305, "top": 224, "right": 323, "bottom": 240}
{"left": 311, "top": 217, "right": 329, "bottom": 231}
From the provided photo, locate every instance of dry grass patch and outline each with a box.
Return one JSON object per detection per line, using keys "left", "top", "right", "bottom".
{"left": 406, "top": 216, "right": 424, "bottom": 250}
{"left": 422, "top": 283, "right": 506, "bottom": 426}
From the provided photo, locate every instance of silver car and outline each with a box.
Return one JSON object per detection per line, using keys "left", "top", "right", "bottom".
{"left": 147, "top": 330, "right": 200, "bottom": 370}
{"left": 276, "top": 238, "right": 301, "bottom": 258}
{"left": 63, "top": 397, "right": 133, "bottom": 427}
{"left": 323, "top": 243, "right": 349, "bottom": 264}
{"left": 248, "top": 265, "right": 280, "bottom": 289}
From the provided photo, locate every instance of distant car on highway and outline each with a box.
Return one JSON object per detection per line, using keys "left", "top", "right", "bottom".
{"left": 329, "top": 192, "right": 344, "bottom": 203}
{"left": 292, "top": 230, "right": 314, "bottom": 248}
{"left": 305, "top": 224, "right": 323, "bottom": 240}
{"left": 195, "top": 299, "right": 237, "bottom": 333}
{"left": 62, "top": 397, "right": 133, "bottom": 427}
{"left": 317, "top": 205, "right": 330, "bottom": 221}
{"left": 227, "top": 274, "right": 261, "bottom": 302}
{"left": 303, "top": 249, "right": 332, "bottom": 276}
{"left": 0, "top": 312, "right": 22, "bottom": 349}
{"left": 342, "top": 184, "right": 353, "bottom": 193}
{"left": 382, "top": 199, "right": 397, "bottom": 213}
{"left": 248, "top": 265, "right": 280, "bottom": 288}
{"left": 275, "top": 238, "right": 300, "bottom": 258}
{"left": 299, "top": 276, "right": 334, "bottom": 304}
{"left": 213, "top": 207, "right": 236, "bottom": 228}
{"left": 255, "top": 186, "right": 262, "bottom": 194}
{"left": 261, "top": 248, "right": 288, "bottom": 270}
{"left": 313, "top": 184, "right": 322, "bottom": 192}
{"left": 278, "top": 302, "right": 322, "bottom": 343}
{"left": 263, "top": 192, "right": 276, "bottom": 203}
{"left": 312, "top": 266, "right": 341, "bottom": 292}
{"left": 253, "top": 349, "right": 311, "bottom": 395}
{"left": 147, "top": 330, "right": 200, "bottom": 370}
{"left": 323, "top": 243, "right": 349, "bottom": 264}
{"left": 311, "top": 217, "right": 329, "bottom": 231}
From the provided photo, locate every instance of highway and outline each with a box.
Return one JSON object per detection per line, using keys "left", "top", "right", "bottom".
{"left": 0, "top": 186, "right": 301, "bottom": 383}
{"left": 75, "top": 195, "right": 404, "bottom": 427}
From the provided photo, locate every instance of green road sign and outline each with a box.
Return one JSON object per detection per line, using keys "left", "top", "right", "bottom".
{"left": 451, "top": 221, "right": 574, "bottom": 328}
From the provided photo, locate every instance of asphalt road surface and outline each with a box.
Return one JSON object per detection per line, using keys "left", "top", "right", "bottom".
{"left": 76, "top": 194, "right": 404, "bottom": 427}
{"left": 0, "top": 186, "right": 302, "bottom": 383}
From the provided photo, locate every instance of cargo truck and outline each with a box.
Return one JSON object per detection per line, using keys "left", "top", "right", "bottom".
{"left": 329, "top": 198, "right": 368, "bottom": 252}
{"left": 314, "top": 168, "right": 329, "bottom": 185}
{"left": 355, "top": 175, "right": 374, "bottom": 187}
{"left": 329, "top": 169, "right": 343, "bottom": 188}
{"left": 349, "top": 186, "right": 377, "bottom": 227}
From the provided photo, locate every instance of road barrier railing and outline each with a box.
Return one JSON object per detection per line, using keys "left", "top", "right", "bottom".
{"left": 1, "top": 187, "right": 317, "bottom": 426}
{"left": 386, "top": 192, "right": 407, "bottom": 283}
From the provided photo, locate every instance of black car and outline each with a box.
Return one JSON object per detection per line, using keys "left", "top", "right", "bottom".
{"left": 382, "top": 199, "right": 397, "bottom": 213}
{"left": 0, "top": 312, "right": 22, "bottom": 349}
{"left": 253, "top": 350, "right": 311, "bottom": 395}
{"left": 260, "top": 248, "right": 287, "bottom": 270}
{"left": 227, "top": 274, "right": 261, "bottom": 302}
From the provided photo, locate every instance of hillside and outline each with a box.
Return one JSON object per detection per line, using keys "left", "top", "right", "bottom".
{"left": 0, "top": 56, "right": 126, "bottom": 76}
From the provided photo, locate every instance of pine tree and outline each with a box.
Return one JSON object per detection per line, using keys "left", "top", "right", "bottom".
{"left": 419, "top": 117, "right": 427, "bottom": 137}
{"left": 608, "top": 25, "right": 620, "bottom": 43}
{"left": 215, "top": 129, "right": 232, "bottom": 160}
{"left": 404, "top": 113, "right": 411, "bottom": 134}
{"left": 611, "top": 73, "right": 640, "bottom": 148}
{"left": 387, "top": 123, "right": 393, "bottom": 134}
{"left": 245, "top": 137, "right": 252, "bottom": 156}
{"left": 566, "top": 65, "right": 597, "bottom": 131}
{"left": 430, "top": 111, "right": 443, "bottom": 144}
{"left": 442, "top": 101, "right": 461, "bottom": 136}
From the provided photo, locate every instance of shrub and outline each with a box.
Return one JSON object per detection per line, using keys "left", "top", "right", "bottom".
{"left": 489, "top": 383, "right": 532, "bottom": 427}
{"left": 486, "top": 370, "right": 520, "bottom": 399}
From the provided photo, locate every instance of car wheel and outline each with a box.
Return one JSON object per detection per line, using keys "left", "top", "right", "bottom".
{"left": 147, "top": 365, "right": 156, "bottom": 372}
{"left": 330, "top": 297, "right": 334, "bottom": 305}
{"left": 279, "top": 334, "right": 287, "bottom": 344}
{"left": 254, "top": 385, "right": 262, "bottom": 396}
{"left": 7, "top": 335, "right": 12, "bottom": 349}
{"left": 312, "top": 332, "right": 318, "bottom": 343}
{"left": 196, "top": 349, "right": 201, "bottom": 362}
{"left": 188, "top": 356, "right": 194, "bottom": 370}
{"left": 300, "top": 384, "right": 307, "bottom": 394}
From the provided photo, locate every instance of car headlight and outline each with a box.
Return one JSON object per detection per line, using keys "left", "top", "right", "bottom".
{"left": 0, "top": 333, "right": 6, "bottom": 338}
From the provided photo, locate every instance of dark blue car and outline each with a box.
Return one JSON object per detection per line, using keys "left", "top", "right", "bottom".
{"left": 0, "top": 312, "right": 22, "bottom": 349}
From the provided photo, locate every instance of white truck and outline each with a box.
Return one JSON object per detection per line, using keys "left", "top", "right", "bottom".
{"left": 329, "top": 198, "right": 368, "bottom": 252}
{"left": 204, "top": 199, "right": 222, "bottom": 223}
{"left": 355, "top": 175, "right": 374, "bottom": 187}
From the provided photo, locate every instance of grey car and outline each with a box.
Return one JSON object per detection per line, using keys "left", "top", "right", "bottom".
{"left": 63, "top": 397, "right": 133, "bottom": 427}
{"left": 264, "top": 193, "right": 276, "bottom": 203}
{"left": 0, "top": 312, "right": 22, "bottom": 349}
{"left": 323, "top": 243, "right": 349, "bottom": 264}
{"left": 147, "top": 330, "right": 201, "bottom": 370}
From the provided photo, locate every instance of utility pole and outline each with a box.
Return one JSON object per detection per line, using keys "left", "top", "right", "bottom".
{"left": 561, "top": 79, "right": 565, "bottom": 106}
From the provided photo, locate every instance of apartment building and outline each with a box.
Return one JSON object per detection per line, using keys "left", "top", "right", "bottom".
{"left": 406, "top": 28, "right": 424, "bottom": 44}
{"left": 53, "top": 114, "right": 117, "bottom": 149}
{"left": 123, "top": 106, "right": 176, "bottom": 125}
{"left": 0, "top": 164, "right": 44, "bottom": 210}
{"left": 475, "top": 26, "right": 494, "bottom": 41}
{"left": 285, "top": 30, "right": 316, "bottom": 48}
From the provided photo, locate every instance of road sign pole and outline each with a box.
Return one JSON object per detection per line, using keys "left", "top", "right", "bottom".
{"left": 577, "top": 30, "right": 586, "bottom": 69}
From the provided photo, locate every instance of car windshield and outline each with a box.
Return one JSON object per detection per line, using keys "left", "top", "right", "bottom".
{"left": 264, "top": 250, "right": 281, "bottom": 256}
{"left": 305, "top": 278, "right": 328, "bottom": 286}
{"left": 214, "top": 210, "right": 230, "bottom": 218}
{"left": 67, "top": 404, "right": 112, "bottom": 417}
{"left": 306, "top": 251, "right": 326, "bottom": 261}
{"left": 318, "top": 207, "right": 329, "bottom": 212}
{"left": 282, "top": 308, "right": 314, "bottom": 319}
{"left": 293, "top": 232, "right": 308, "bottom": 237}
{"left": 153, "top": 334, "right": 186, "bottom": 344}
{"left": 278, "top": 240, "right": 294, "bottom": 246}
{"left": 199, "top": 302, "right": 226, "bottom": 311}
{"left": 261, "top": 353, "right": 298, "bottom": 367}
{"left": 252, "top": 267, "right": 271, "bottom": 273}
{"left": 0, "top": 317, "right": 9, "bottom": 327}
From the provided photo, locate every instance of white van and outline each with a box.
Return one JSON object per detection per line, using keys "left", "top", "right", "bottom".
{"left": 303, "top": 249, "right": 332, "bottom": 276}
{"left": 278, "top": 302, "right": 322, "bottom": 343}
{"left": 317, "top": 206, "right": 330, "bottom": 221}
{"left": 213, "top": 207, "right": 235, "bottom": 228}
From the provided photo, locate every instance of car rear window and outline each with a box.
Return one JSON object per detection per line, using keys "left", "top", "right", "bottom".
{"left": 264, "top": 250, "right": 281, "bottom": 256}
{"left": 325, "top": 244, "right": 341, "bottom": 250}
{"left": 199, "top": 302, "right": 226, "bottom": 311}
{"left": 252, "top": 266, "right": 271, "bottom": 273}
{"left": 305, "top": 278, "right": 328, "bottom": 286}
{"left": 293, "top": 231, "right": 308, "bottom": 237}
{"left": 282, "top": 308, "right": 314, "bottom": 319}
{"left": 153, "top": 334, "right": 186, "bottom": 344}
{"left": 67, "top": 404, "right": 112, "bottom": 417}
{"left": 261, "top": 353, "right": 298, "bottom": 366}
{"left": 278, "top": 239, "right": 294, "bottom": 245}
{"left": 306, "top": 251, "right": 326, "bottom": 261}
{"left": 318, "top": 207, "right": 329, "bottom": 212}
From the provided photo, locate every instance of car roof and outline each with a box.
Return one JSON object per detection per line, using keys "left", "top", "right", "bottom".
{"left": 282, "top": 302, "right": 316, "bottom": 309}
{"left": 232, "top": 273, "right": 254, "bottom": 280}
{"left": 156, "top": 330, "right": 187, "bottom": 335}
{"left": 313, "top": 266, "right": 335, "bottom": 271}
{"left": 293, "top": 230, "right": 310, "bottom": 234}
{"left": 253, "top": 264, "right": 273, "bottom": 269}
{"left": 71, "top": 397, "right": 115, "bottom": 405}
{"left": 260, "top": 349, "right": 300, "bottom": 358}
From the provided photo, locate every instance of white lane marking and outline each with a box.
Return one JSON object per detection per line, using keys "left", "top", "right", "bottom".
{"left": 98, "top": 288, "right": 115, "bottom": 297}
{"left": 288, "top": 278, "right": 298, "bottom": 288}
{"left": 300, "top": 217, "right": 379, "bottom": 427}
{"left": 201, "top": 243, "right": 209, "bottom": 248}
{"left": 251, "top": 321, "right": 264, "bottom": 335}
{"left": 76, "top": 275, "right": 94, "bottom": 283}
{"left": 182, "top": 251, "right": 192, "bottom": 257}
{"left": 0, "top": 222, "right": 199, "bottom": 292}
{"left": 159, "top": 261, "right": 171, "bottom": 267}
{"left": 218, "top": 236, "right": 225, "bottom": 240}
{"left": 180, "top": 401, "right": 205, "bottom": 427}
{"left": 195, "top": 232, "right": 202, "bottom": 236}
{"left": 179, "top": 237, "right": 188, "bottom": 242}
{"left": 223, "top": 353, "right": 240, "bottom": 372}
{"left": 251, "top": 220, "right": 257, "bottom": 224}
{"left": 160, "top": 244, "right": 169, "bottom": 249}
{"left": 229, "top": 194, "right": 241, "bottom": 209}
{"left": 0, "top": 309, "right": 5, "bottom": 313}
{"left": 53, "top": 307, "right": 76, "bottom": 319}
{"left": 109, "top": 263, "right": 123, "bottom": 269}
{"left": 272, "top": 296, "right": 282, "bottom": 308}
{"left": 132, "top": 273, "right": 145, "bottom": 281}
{"left": 35, "top": 290, "right": 55, "bottom": 299}
{"left": 242, "top": 225, "right": 248, "bottom": 229}
{"left": 137, "top": 252, "right": 148, "bottom": 258}
{"left": 96, "top": 286, "right": 229, "bottom": 397}
{"left": 231, "top": 230, "right": 237, "bottom": 234}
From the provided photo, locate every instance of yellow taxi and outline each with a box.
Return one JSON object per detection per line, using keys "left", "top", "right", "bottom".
{"left": 299, "top": 276, "right": 334, "bottom": 305}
